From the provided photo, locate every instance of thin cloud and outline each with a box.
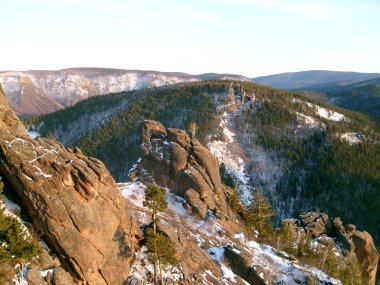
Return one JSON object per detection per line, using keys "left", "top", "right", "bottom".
{"left": 212, "top": 0, "right": 339, "bottom": 20}
{"left": 217, "top": 0, "right": 380, "bottom": 21}
{"left": 260, "top": 0, "right": 337, "bottom": 19}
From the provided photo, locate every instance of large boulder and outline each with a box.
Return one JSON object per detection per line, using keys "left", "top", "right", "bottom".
{"left": 0, "top": 87, "right": 137, "bottom": 285}
{"left": 352, "top": 230, "right": 379, "bottom": 285}
{"left": 139, "top": 120, "right": 241, "bottom": 233}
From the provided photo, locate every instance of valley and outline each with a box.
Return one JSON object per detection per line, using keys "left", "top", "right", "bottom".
{"left": 253, "top": 71, "right": 380, "bottom": 118}
{"left": 2, "top": 0, "right": 379, "bottom": 283}
{"left": 22, "top": 80, "right": 380, "bottom": 244}
{"left": 1, "top": 79, "right": 379, "bottom": 285}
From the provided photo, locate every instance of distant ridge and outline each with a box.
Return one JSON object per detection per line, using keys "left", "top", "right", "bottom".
{"left": 253, "top": 70, "right": 380, "bottom": 90}
{"left": 0, "top": 68, "right": 251, "bottom": 116}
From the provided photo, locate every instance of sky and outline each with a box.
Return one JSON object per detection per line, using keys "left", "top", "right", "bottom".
{"left": 1, "top": 0, "right": 380, "bottom": 76}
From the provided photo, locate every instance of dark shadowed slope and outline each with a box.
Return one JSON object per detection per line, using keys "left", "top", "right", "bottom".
{"left": 253, "top": 70, "right": 380, "bottom": 89}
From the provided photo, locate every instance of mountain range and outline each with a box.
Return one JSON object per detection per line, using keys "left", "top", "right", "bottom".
{"left": 0, "top": 68, "right": 250, "bottom": 117}
{"left": 252, "top": 70, "right": 380, "bottom": 90}
{"left": 2, "top": 68, "right": 379, "bottom": 120}
{"left": 253, "top": 70, "right": 380, "bottom": 117}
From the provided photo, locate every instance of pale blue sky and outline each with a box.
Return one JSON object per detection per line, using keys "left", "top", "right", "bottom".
{"left": 1, "top": 0, "right": 379, "bottom": 76}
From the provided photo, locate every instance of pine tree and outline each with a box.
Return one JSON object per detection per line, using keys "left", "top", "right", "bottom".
{"left": 0, "top": 176, "right": 40, "bottom": 282}
{"left": 321, "top": 244, "right": 340, "bottom": 278}
{"left": 143, "top": 184, "right": 167, "bottom": 235}
{"left": 340, "top": 258, "right": 363, "bottom": 285}
{"left": 143, "top": 185, "right": 168, "bottom": 284}
{"left": 144, "top": 228, "right": 179, "bottom": 284}
{"left": 245, "top": 188, "right": 275, "bottom": 240}
{"left": 228, "top": 191, "right": 246, "bottom": 220}
{"left": 278, "top": 221, "right": 294, "bottom": 253}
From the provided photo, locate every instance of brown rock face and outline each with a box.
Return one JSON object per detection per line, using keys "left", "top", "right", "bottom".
{"left": 27, "top": 266, "right": 46, "bottom": 285}
{"left": 140, "top": 120, "right": 241, "bottom": 233}
{"left": 158, "top": 223, "right": 223, "bottom": 284}
{"left": 0, "top": 85, "right": 29, "bottom": 137}
{"left": 297, "top": 211, "right": 378, "bottom": 285}
{"left": 0, "top": 87, "right": 136, "bottom": 285}
{"left": 352, "top": 231, "right": 379, "bottom": 285}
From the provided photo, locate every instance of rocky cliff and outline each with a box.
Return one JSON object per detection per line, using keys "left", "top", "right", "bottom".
{"left": 0, "top": 85, "right": 137, "bottom": 284}
{"left": 139, "top": 120, "right": 242, "bottom": 234}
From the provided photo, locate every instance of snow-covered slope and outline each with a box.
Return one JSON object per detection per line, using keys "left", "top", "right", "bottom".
{"left": 118, "top": 181, "right": 342, "bottom": 285}
{"left": 0, "top": 69, "right": 199, "bottom": 116}
{"left": 0, "top": 68, "right": 251, "bottom": 116}
{"left": 208, "top": 105, "right": 284, "bottom": 208}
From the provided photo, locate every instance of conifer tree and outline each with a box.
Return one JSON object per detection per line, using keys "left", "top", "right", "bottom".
{"left": 144, "top": 228, "right": 179, "bottom": 284}
{"left": 143, "top": 184, "right": 168, "bottom": 284}
{"left": 340, "top": 258, "right": 363, "bottom": 285}
{"left": 0, "top": 176, "right": 40, "bottom": 279}
{"left": 278, "top": 221, "right": 294, "bottom": 253}
{"left": 246, "top": 188, "right": 275, "bottom": 240}
{"left": 143, "top": 184, "right": 167, "bottom": 234}
{"left": 321, "top": 244, "right": 340, "bottom": 278}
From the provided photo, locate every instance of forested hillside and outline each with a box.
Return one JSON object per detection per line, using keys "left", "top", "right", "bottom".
{"left": 25, "top": 82, "right": 224, "bottom": 178}
{"left": 234, "top": 82, "right": 380, "bottom": 238}
{"left": 24, "top": 80, "right": 380, "bottom": 245}
{"left": 299, "top": 77, "right": 380, "bottom": 118}
{"left": 253, "top": 70, "right": 380, "bottom": 89}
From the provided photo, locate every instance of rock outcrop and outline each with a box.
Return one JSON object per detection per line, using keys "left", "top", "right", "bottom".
{"left": 223, "top": 245, "right": 266, "bottom": 285}
{"left": 351, "top": 230, "right": 379, "bottom": 285}
{"left": 227, "top": 82, "right": 255, "bottom": 110}
{"left": 0, "top": 86, "right": 137, "bottom": 285}
{"left": 139, "top": 120, "right": 242, "bottom": 233}
{"left": 158, "top": 223, "right": 224, "bottom": 284}
{"left": 293, "top": 211, "right": 379, "bottom": 285}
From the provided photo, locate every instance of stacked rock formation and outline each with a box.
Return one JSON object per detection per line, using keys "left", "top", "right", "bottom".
{"left": 140, "top": 120, "right": 242, "bottom": 233}
{"left": 0, "top": 86, "right": 137, "bottom": 285}
{"left": 290, "top": 211, "right": 379, "bottom": 285}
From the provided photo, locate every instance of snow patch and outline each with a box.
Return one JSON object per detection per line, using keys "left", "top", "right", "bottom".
{"left": 12, "top": 263, "right": 29, "bottom": 285}
{"left": 293, "top": 99, "right": 348, "bottom": 122}
{"left": 40, "top": 268, "right": 54, "bottom": 278}
{"left": 247, "top": 240, "right": 341, "bottom": 284}
{"left": 296, "top": 112, "right": 325, "bottom": 130}
{"left": 27, "top": 130, "right": 40, "bottom": 139}
{"left": 339, "top": 132, "right": 362, "bottom": 145}
{"left": 127, "top": 246, "right": 183, "bottom": 284}
{"left": 207, "top": 247, "right": 243, "bottom": 283}
{"left": 208, "top": 110, "right": 254, "bottom": 205}
{"left": 119, "top": 182, "right": 146, "bottom": 208}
